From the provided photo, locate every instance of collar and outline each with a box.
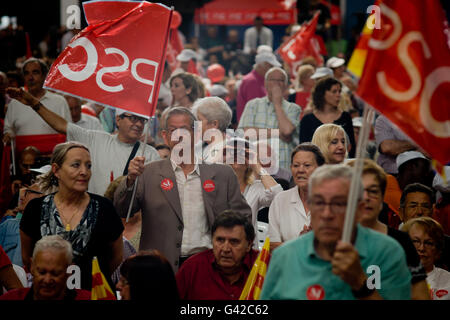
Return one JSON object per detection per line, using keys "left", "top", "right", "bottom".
{"left": 170, "top": 157, "right": 200, "bottom": 175}
{"left": 307, "top": 224, "right": 367, "bottom": 259}
{"left": 289, "top": 186, "right": 301, "bottom": 204}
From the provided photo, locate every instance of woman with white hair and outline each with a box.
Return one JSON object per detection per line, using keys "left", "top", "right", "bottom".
{"left": 192, "top": 97, "right": 233, "bottom": 163}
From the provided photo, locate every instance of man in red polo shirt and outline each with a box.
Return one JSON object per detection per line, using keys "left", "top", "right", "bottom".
{"left": 176, "top": 211, "right": 259, "bottom": 300}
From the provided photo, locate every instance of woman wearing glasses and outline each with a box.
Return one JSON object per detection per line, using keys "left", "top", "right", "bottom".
{"left": 402, "top": 217, "right": 450, "bottom": 300}
{"left": 346, "top": 158, "right": 431, "bottom": 299}
{"left": 19, "top": 142, "right": 124, "bottom": 292}
{"left": 222, "top": 137, "right": 282, "bottom": 246}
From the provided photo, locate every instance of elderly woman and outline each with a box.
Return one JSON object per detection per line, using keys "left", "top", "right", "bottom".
{"left": 170, "top": 72, "right": 199, "bottom": 109}
{"left": 192, "top": 97, "right": 232, "bottom": 163}
{"left": 299, "top": 77, "right": 355, "bottom": 157}
{"left": 346, "top": 158, "right": 430, "bottom": 300}
{"left": 268, "top": 143, "right": 325, "bottom": 251}
{"left": 20, "top": 142, "right": 124, "bottom": 291}
{"left": 402, "top": 217, "right": 450, "bottom": 300}
{"left": 312, "top": 123, "right": 348, "bottom": 164}
{"left": 222, "top": 137, "right": 283, "bottom": 245}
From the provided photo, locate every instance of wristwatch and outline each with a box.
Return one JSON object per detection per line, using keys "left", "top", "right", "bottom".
{"left": 31, "top": 101, "right": 41, "bottom": 111}
{"left": 352, "top": 281, "right": 376, "bottom": 298}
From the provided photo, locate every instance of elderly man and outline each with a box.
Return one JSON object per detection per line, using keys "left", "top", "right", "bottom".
{"left": 0, "top": 235, "right": 91, "bottom": 300}
{"left": 5, "top": 88, "right": 160, "bottom": 196}
{"left": 238, "top": 67, "right": 301, "bottom": 171}
{"left": 175, "top": 210, "right": 258, "bottom": 299}
{"left": 261, "top": 165, "right": 411, "bottom": 300}
{"left": 192, "top": 96, "right": 232, "bottom": 164}
{"left": 114, "top": 107, "right": 251, "bottom": 272}
{"left": 236, "top": 52, "right": 281, "bottom": 122}
{"left": 3, "top": 58, "right": 71, "bottom": 144}
{"left": 65, "top": 96, "right": 103, "bottom": 131}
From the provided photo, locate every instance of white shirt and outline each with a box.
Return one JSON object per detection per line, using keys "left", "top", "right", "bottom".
{"left": 4, "top": 90, "right": 71, "bottom": 136}
{"left": 268, "top": 186, "right": 310, "bottom": 243}
{"left": 170, "top": 160, "right": 211, "bottom": 256}
{"left": 66, "top": 122, "right": 160, "bottom": 195}
{"left": 243, "top": 26, "right": 273, "bottom": 54}
{"left": 74, "top": 113, "right": 104, "bottom": 131}
{"left": 244, "top": 180, "right": 283, "bottom": 247}
{"left": 427, "top": 266, "right": 450, "bottom": 300}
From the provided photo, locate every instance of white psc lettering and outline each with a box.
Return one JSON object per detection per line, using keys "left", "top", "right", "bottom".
{"left": 368, "top": 3, "right": 450, "bottom": 138}
{"left": 57, "top": 37, "right": 159, "bottom": 103}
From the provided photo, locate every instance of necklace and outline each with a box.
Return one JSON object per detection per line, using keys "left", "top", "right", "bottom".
{"left": 54, "top": 194, "right": 86, "bottom": 231}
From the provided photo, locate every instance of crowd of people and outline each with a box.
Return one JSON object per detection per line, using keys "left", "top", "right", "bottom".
{"left": 0, "top": 9, "right": 449, "bottom": 302}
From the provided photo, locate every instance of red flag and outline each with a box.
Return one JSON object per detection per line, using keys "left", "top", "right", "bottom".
{"left": 15, "top": 134, "right": 66, "bottom": 155}
{"left": 278, "top": 11, "right": 324, "bottom": 74}
{"left": 357, "top": 0, "right": 450, "bottom": 165}
{"left": 25, "top": 32, "right": 32, "bottom": 59}
{"left": 44, "top": 1, "right": 173, "bottom": 118}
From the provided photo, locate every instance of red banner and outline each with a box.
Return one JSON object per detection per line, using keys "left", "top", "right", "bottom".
{"left": 44, "top": 1, "right": 172, "bottom": 118}
{"left": 357, "top": 0, "right": 450, "bottom": 165}
{"left": 278, "top": 12, "right": 324, "bottom": 74}
{"left": 15, "top": 134, "right": 66, "bottom": 155}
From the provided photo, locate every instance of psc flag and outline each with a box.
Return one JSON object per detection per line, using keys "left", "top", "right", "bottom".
{"left": 91, "top": 256, "right": 116, "bottom": 300}
{"left": 357, "top": 0, "right": 450, "bottom": 166}
{"left": 44, "top": 1, "right": 173, "bottom": 119}
{"left": 239, "top": 237, "right": 270, "bottom": 300}
{"left": 278, "top": 11, "right": 323, "bottom": 75}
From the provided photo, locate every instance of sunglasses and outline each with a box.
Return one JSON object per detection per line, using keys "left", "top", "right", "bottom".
{"left": 120, "top": 114, "right": 148, "bottom": 124}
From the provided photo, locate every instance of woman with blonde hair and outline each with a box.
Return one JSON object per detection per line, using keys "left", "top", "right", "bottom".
{"left": 20, "top": 141, "right": 124, "bottom": 291}
{"left": 311, "top": 123, "right": 348, "bottom": 164}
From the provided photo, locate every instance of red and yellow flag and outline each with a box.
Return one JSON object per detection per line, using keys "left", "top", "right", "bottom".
{"left": 91, "top": 256, "right": 116, "bottom": 300}
{"left": 347, "top": 15, "right": 375, "bottom": 78}
{"left": 239, "top": 237, "right": 270, "bottom": 300}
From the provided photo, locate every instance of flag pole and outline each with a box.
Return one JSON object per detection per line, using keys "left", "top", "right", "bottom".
{"left": 341, "top": 105, "right": 375, "bottom": 243}
{"left": 125, "top": 123, "right": 148, "bottom": 223}
{"left": 10, "top": 138, "right": 16, "bottom": 176}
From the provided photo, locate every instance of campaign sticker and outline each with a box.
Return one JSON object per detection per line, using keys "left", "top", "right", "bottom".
{"left": 203, "top": 180, "right": 215, "bottom": 192}
{"left": 161, "top": 178, "right": 174, "bottom": 191}
{"left": 436, "top": 289, "right": 448, "bottom": 298}
{"left": 306, "top": 284, "right": 325, "bottom": 300}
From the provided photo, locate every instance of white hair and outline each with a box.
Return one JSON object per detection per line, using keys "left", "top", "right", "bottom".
{"left": 192, "top": 97, "right": 232, "bottom": 132}
{"left": 32, "top": 235, "right": 73, "bottom": 264}
{"left": 264, "top": 67, "right": 288, "bottom": 85}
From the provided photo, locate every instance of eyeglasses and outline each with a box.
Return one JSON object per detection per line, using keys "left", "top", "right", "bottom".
{"left": 364, "top": 187, "right": 382, "bottom": 199}
{"left": 165, "top": 126, "right": 194, "bottom": 135}
{"left": 120, "top": 114, "right": 148, "bottom": 124}
{"left": 411, "top": 239, "right": 435, "bottom": 249}
{"left": 309, "top": 199, "right": 347, "bottom": 215}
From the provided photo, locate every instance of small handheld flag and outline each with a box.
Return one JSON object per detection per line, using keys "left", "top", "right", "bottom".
{"left": 91, "top": 256, "right": 116, "bottom": 300}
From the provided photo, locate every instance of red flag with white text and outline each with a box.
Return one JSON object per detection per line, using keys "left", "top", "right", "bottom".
{"left": 357, "top": 0, "right": 450, "bottom": 165}
{"left": 278, "top": 11, "right": 324, "bottom": 75}
{"left": 44, "top": 1, "right": 172, "bottom": 118}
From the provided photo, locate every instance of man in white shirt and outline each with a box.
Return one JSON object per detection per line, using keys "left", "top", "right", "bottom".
{"left": 243, "top": 16, "right": 273, "bottom": 55}
{"left": 5, "top": 88, "right": 160, "bottom": 196}
{"left": 66, "top": 96, "right": 104, "bottom": 131}
{"left": 3, "top": 58, "right": 71, "bottom": 143}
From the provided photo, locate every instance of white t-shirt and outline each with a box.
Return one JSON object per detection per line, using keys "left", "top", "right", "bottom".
{"left": 74, "top": 113, "right": 104, "bottom": 131}
{"left": 67, "top": 122, "right": 160, "bottom": 195}
{"left": 427, "top": 266, "right": 450, "bottom": 300}
{"left": 268, "top": 186, "right": 310, "bottom": 243}
{"left": 4, "top": 90, "right": 71, "bottom": 136}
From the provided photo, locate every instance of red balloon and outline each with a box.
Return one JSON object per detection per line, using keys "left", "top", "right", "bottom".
{"left": 170, "top": 11, "right": 182, "bottom": 29}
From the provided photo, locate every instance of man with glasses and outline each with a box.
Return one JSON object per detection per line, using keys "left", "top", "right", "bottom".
{"left": 261, "top": 164, "right": 412, "bottom": 300}
{"left": 5, "top": 87, "right": 160, "bottom": 196}
{"left": 114, "top": 107, "right": 251, "bottom": 273}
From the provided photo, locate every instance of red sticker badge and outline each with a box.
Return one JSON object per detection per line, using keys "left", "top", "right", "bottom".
{"left": 161, "top": 178, "right": 174, "bottom": 191}
{"left": 306, "top": 284, "right": 325, "bottom": 300}
{"left": 436, "top": 289, "right": 448, "bottom": 298}
{"left": 203, "top": 180, "right": 215, "bottom": 192}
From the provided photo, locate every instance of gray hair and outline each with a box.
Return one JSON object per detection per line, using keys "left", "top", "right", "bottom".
{"left": 264, "top": 67, "right": 288, "bottom": 85}
{"left": 32, "top": 235, "right": 73, "bottom": 264}
{"left": 22, "top": 57, "right": 49, "bottom": 76}
{"left": 160, "top": 106, "right": 197, "bottom": 130}
{"left": 192, "top": 97, "right": 232, "bottom": 132}
{"left": 39, "top": 141, "right": 90, "bottom": 192}
{"left": 308, "top": 164, "right": 363, "bottom": 200}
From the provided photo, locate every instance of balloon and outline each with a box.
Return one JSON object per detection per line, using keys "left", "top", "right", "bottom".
{"left": 207, "top": 64, "right": 226, "bottom": 84}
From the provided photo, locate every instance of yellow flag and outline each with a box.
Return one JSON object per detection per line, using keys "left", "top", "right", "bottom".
{"left": 91, "top": 256, "right": 116, "bottom": 300}
{"left": 347, "top": 16, "right": 375, "bottom": 78}
{"left": 239, "top": 237, "right": 270, "bottom": 300}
